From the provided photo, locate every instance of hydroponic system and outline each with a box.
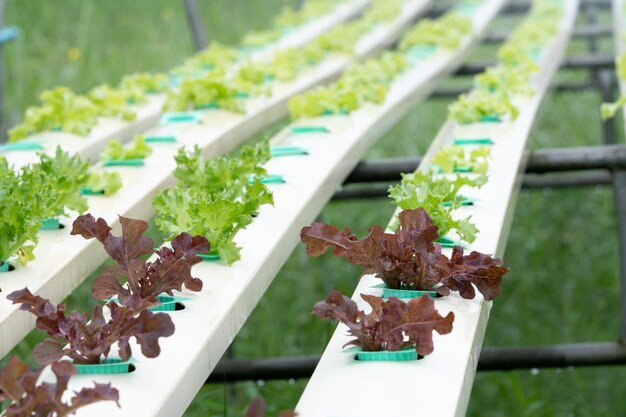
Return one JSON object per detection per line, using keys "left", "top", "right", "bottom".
{"left": 3, "top": 0, "right": 626, "bottom": 416}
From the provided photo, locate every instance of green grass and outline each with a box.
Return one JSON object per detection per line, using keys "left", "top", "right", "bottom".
{"left": 2, "top": 2, "right": 626, "bottom": 417}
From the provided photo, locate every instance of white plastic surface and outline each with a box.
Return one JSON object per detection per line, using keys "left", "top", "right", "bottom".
{"left": 49, "top": 2, "right": 508, "bottom": 417}
{"left": 295, "top": 3, "right": 580, "bottom": 417}
{"left": 0, "top": 0, "right": 369, "bottom": 169}
{"left": 0, "top": 0, "right": 431, "bottom": 360}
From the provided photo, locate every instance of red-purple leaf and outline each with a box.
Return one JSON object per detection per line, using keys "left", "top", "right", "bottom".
{"left": 301, "top": 208, "right": 509, "bottom": 300}
{"left": 33, "top": 339, "right": 65, "bottom": 365}
{"left": 313, "top": 291, "right": 454, "bottom": 355}
{"left": 72, "top": 214, "right": 209, "bottom": 302}
{"left": 0, "top": 357, "right": 119, "bottom": 416}
{"left": 8, "top": 287, "right": 175, "bottom": 365}
{"left": 443, "top": 246, "right": 509, "bottom": 301}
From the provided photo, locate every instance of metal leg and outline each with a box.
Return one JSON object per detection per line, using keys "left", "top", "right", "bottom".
{"left": 182, "top": 0, "right": 208, "bottom": 52}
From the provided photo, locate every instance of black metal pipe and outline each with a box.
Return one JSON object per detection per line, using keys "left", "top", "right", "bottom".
{"left": 343, "top": 145, "right": 626, "bottom": 184}
{"left": 182, "top": 0, "right": 208, "bottom": 52}
{"left": 204, "top": 342, "right": 626, "bottom": 383}
{"left": 478, "top": 342, "right": 626, "bottom": 371}
{"left": 432, "top": 82, "right": 596, "bottom": 99}
{"left": 333, "top": 172, "right": 613, "bottom": 201}
{"left": 206, "top": 355, "right": 320, "bottom": 383}
{"left": 455, "top": 54, "right": 614, "bottom": 77}
{"left": 483, "top": 25, "right": 612, "bottom": 44}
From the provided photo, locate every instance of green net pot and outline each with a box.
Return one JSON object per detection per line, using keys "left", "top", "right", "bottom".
{"left": 382, "top": 286, "right": 440, "bottom": 300}
{"left": 355, "top": 347, "right": 420, "bottom": 362}
{"left": 102, "top": 158, "right": 145, "bottom": 167}
{"left": 199, "top": 252, "right": 221, "bottom": 262}
{"left": 149, "top": 295, "right": 186, "bottom": 312}
{"left": 291, "top": 126, "right": 330, "bottom": 134}
{"left": 74, "top": 358, "right": 134, "bottom": 375}
{"left": 270, "top": 146, "right": 308, "bottom": 157}
{"left": 145, "top": 135, "right": 177, "bottom": 143}
{"left": 40, "top": 218, "right": 61, "bottom": 230}
{"left": 453, "top": 137, "right": 494, "bottom": 146}
{"left": 80, "top": 187, "right": 106, "bottom": 196}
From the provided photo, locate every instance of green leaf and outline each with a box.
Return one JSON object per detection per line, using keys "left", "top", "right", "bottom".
{"left": 101, "top": 135, "right": 152, "bottom": 161}
{"left": 84, "top": 171, "right": 123, "bottom": 195}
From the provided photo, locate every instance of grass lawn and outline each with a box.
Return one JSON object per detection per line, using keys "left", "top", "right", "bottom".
{"left": 3, "top": 1, "right": 626, "bottom": 416}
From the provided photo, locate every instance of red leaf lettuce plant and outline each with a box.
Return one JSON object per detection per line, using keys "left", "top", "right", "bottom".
{"left": 313, "top": 292, "right": 454, "bottom": 355}
{"left": 301, "top": 208, "right": 509, "bottom": 300}
{"left": 7, "top": 288, "right": 175, "bottom": 365}
{"left": 70, "top": 214, "right": 209, "bottom": 303}
{"left": 0, "top": 356, "right": 119, "bottom": 416}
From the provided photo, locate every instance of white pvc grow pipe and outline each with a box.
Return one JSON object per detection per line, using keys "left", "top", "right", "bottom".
{"left": 295, "top": 2, "right": 580, "bottom": 417}
{"left": 50, "top": 1, "right": 505, "bottom": 416}
{"left": 0, "top": 0, "right": 369, "bottom": 170}
{"left": 0, "top": 0, "right": 431, "bottom": 361}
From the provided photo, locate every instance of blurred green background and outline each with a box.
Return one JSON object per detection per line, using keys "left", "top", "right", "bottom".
{"left": 3, "top": 1, "right": 626, "bottom": 416}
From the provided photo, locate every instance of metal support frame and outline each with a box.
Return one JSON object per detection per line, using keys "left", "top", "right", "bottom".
{"left": 201, "top": 0, "right": 626, "bottom": 387}
{"left": 182, "top": 0, "right": 208, "bottom": 52}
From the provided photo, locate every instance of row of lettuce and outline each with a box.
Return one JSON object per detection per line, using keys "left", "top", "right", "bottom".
{"left": 6, "top": 0, "right": 347, "bottom": 143}
{"left": 7, "top": 0, "right": 416, "bottom": 144}
{"left": 0, "top": 0, "right": 567, "bottom": 413}
{"left": 306, "top": 0, "right": 563, "bottom": 361}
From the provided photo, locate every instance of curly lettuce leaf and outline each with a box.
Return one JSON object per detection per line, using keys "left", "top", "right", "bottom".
{"left": 389, "top": 170, "right": 486, "bottom": 242}
{"left": 0, "top": 357, "right": 120, "bottom": 416}
{"left": 87, "top": 84, "right": 136, "bottom": 121}
{"left": 399, "top": 12, "right": 472, "bottom": 50}
{"left": 9, "top": 87, "right": 100, "bottom": 142}
{"left": 313, "top": 291, "right": 454, "bottom": 355}
{"left": 0, "top": 158, "right": 40, "bottom": 264}
{"left": 84, "top": 171, "right": 123, "bottom": 195}
{"left": 449, "top": 89, "right": 519, "bottom": 124}
{"left": 100, "top": 135, "right": 152, "bottom": 161}
{"left": 431, "top": 145, "right": 491, "bottom": 174}
{"left": 301, "top": 208, "right": 508, "bottom": 298}
{"left": 8, "top": 288, "right": 175, "bottom": 365}
{"left": 71, "top": 214, "right": 209, "bottom": 302}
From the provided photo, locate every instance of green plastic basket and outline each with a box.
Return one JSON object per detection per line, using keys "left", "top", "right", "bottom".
{"left": 406, "top": 45, "right": 436, "bottom": 59}
{"left": 145, "top": 135, "right": 177, "bottom": 143}
{"left": 382, "top": 286, "right": 439, "bottom": 299}
{"left": 442, "top": 196, "right": 474, "bottom": 207}
{"left": 436, "top": 236, "right": 462, "bottom": 248}
{"left": 40, "top": 218, "right": 61, "bottom": 230}
{"left": 74, "top": 358, "right": 133, "bottom": 375}
{"left": 160, "top": 111, "right": 202, "bottom": 125}
{"left": 479, "top": 115, "right": 502, "bottom": 123}
{"left": 270, "top": 146, "right": 309, "bottom": 157}
{"left": 355, "top": 347, "right": 419, "bottom": 362}
{"left": 453, "top": 138, "right": 494, "bottom": 146}
{"left": 0, "top": 141, "right": 43, "bottom": 152}
{"left": 291, "top": 126, "right": 330, "bottom": 134}
{"left": 260, "top": 174, "right": 285, "bottom": 184}
{"left": 199, "top": 253, "right": 221, "bottom": 262}
{"left": 248, "top": 174, "right": 285, "bottom": 185}
{"left": 103, "top": 158, "right": 145, "bottom": 167}
{"left": 80, "top": 187, "right": 105, "bottom": 196}
{"left": 150, "top": 295, "right": 179, "bottom": 312}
